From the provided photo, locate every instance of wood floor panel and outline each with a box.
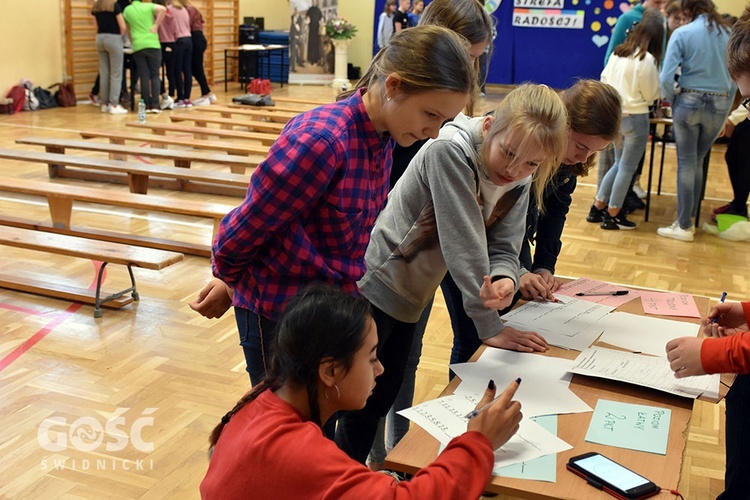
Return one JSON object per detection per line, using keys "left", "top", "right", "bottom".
{"left": 0, "top": 84, "right": 740, "bottom": 499}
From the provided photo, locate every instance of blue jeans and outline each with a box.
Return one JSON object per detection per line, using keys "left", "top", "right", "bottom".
{"left": 234, "top": 307, "right": 278, "bottom": 385}
{"left": 672, "top": 91, "right": 732, "bottom": 229}
{"left": 718, "top": 374, "right": 750, "bottom": 499}
{"left": 367, "top": 301, "right": 430, "bottom": 464}
{"left": 596, "top": 113, "right": 650, "bottom": 210}
{"left": 597, "top": 144, "right": 615, "bottom": 190}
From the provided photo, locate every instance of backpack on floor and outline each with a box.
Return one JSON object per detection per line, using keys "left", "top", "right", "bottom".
{"left": 50, "top": 82, "right": 77, "bottom": 107}
{"left": 33, "top": 86, "right": 58, "bottom": 109}
{"left": 5, "top": 85, "right": 26, "bottom": 113}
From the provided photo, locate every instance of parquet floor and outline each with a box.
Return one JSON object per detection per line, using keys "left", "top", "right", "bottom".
{"left": 0, "top": 83, "right": 743, "bottom": 499}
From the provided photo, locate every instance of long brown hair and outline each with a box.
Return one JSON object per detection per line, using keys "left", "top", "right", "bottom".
{"left": 338, "top": 25, "right": 476, "bottom": 102}
{"left": 613, "top": 9, "right": 665, "bottom": 61}
{"left": 727, "top": 4, "right": 750, "bottom": 79}
{"left": 560, "top": 80, "right": 622, "bottom": 176}
{"left": 419, "top": 0, "right": 494, "bottom": 115}
{"left": 208, "top": 285, "right": 372, "bottom": 450}
{"left": 92, "top": 0, "right": 116, "bottom": 13}
{"left": 682, "top": 0, "right": 730, "bottom": 33}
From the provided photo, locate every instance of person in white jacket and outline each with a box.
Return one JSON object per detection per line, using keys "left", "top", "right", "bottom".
{"left": 588, "top": 9, "right": 665, "bottom": 230}
{"left": 376, "top": 0, "right": 397, "bottom": 50}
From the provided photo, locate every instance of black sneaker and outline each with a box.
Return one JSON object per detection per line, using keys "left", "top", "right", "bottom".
{"left": 601, "top": 211, "right": 636, "bottom": 230}
{"left": 586, "top": 205, "right": 606, "bottom": 223}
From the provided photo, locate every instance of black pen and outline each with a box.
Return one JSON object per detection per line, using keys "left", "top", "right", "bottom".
{"left": 575, "top": 290, "right": 629, "bottom": 296}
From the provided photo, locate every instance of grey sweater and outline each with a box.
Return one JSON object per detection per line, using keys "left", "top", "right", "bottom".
{"left": 359, "top": 113, "right": 530, "bottom": 340}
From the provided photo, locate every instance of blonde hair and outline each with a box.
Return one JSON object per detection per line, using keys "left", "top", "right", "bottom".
{"left": 92, "top": 0, "right": 116, "bottom": 13}
{"left": 338, "top": 25, "right": 476, "bottom": 102}
{"left": 482, "top": 84, "right": 568, "bottom": 209}
{"left": 171, "top": 0, "right": 184, "bottom": 7}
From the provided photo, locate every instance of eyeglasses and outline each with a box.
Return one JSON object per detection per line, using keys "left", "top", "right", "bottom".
{"left": 743, "top": 97, "right": 750, "bottom": 112}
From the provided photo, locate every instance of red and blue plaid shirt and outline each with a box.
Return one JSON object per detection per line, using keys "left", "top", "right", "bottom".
{"left": 212, "top": 89, "right": 393, "bottom": 320}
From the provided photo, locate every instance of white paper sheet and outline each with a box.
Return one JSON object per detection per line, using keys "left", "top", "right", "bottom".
{"left": 399, "top": 394, "right": 572, "bottom": 469}
{"left": 596, "top": 312, "right": 700, "bottom": 357}
{"left": 569, "top": 347, "right": 720, "bottom": 399}
{"left": 501, "top": 297, "right": 614, "bottom": 351}
{"left": 450, "top": 350, "right": 592, "bottom": 417}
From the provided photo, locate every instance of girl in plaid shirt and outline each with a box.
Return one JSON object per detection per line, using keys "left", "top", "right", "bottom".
{"left": 191, "top": 26, "right": 476, "bottom": 386}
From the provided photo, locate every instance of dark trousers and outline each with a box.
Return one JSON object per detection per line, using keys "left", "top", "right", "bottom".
{"left": 335, "top": 305, "right": 417, "bottom": 463}
{"left": 234, "top": 306, "right": 277, "bottom": 385}
{"left": 191, "top": 30, "right": 211, "bottom": 96}
{"left": 133, "top": 48, "right": 162, "bottom": 109}
{"left": 718, "top": 373, "right": 750, "bottom": 499}
{"left": 160, "top": 42, "right": 176, "bottom": 97}
{"left": 725, "top": 119, "right": 750, "bottom": 216}
{"left": 173, "top": 36, "right": 193, "bottom": 101}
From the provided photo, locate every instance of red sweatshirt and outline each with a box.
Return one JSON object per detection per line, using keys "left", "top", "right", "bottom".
{"left": 200, "top": 390, "right": 495, "bottom": 499}
{"left": 701, "top": 302, "right": 750, "bottom": 374}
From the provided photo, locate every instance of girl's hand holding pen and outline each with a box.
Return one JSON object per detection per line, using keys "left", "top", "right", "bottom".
{"left": 702, "top": 301, "right": 748, "bottom": 338}
{"left": 467, "top": 379, "right": 523, "bottom": 451}
{"left": 520, "top": 271, "right": 558, "bottom": 302}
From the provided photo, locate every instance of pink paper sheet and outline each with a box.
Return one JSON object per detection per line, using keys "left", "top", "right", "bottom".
{"left": 639, "top": 291, "right": 701, "bottom": 318}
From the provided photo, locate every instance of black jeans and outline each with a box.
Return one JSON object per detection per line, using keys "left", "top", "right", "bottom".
{"left": 173, "top": 36, "right": 193, "bottom": 101}
{"left": 160, "top": 42, "right": 176, "bottom": 97}
{"left": 334, "top": 305, "right": 417, "bottom": 463}
{"left": 191, "top": 30, "right": 211, "bottom": 96}
{"left": 718, "top": 373, "right": 750, "bottom": 499}
{"left": 133, "top": 48, "right": 162, "bottom": 109}
{"left": 725, "top": 119, "right": 750, "bottom": 216}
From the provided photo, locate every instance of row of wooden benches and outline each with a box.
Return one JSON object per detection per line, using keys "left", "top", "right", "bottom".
{"left": 0, "top": 98, "right": 327, "bottom": 315}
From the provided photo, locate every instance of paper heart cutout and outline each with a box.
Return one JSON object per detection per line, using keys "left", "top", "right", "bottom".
{"left": 592, "top": 34, "right": 609, "bottom": 47}
{"left": 606, "top": 16, "right": 618, "bottom": 26}
{"left": 620, "top": 2, "right": 632, "bottom": 13}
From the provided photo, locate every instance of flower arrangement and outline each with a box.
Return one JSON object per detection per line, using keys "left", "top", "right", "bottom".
{"left": 325, "top": 17, "right": 358, "bottom": 40}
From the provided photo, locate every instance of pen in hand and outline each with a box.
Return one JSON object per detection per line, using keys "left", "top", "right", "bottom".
{"left": 465, "top": 377, "right": 522, "bottom": 419}
{"left": 712, "top": 291, "right": 728, "bottom": 324}
{"left": 575, "top": 290, "right": 629, "bottom": 296}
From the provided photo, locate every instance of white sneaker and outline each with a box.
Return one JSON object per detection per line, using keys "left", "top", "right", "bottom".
{"left": 160, "top": 94, "right": 174, "bottom": 110}
{"left": 207, "top": 92, "right": 217, "bottom": 103}
{"left": 192, "top": 96, "right": 210, "bottom": 106}
{"left": 657, "top": 221, "right": 695, "bottom": 242}
{"left": 146, "top": 107, "right": 162, "bottom": 114}
{"left": 109, "top": 104, "right": 128, "bottom": 115}
{"left": 633, "top": 184, "right": 647, "bottom": 199}
{"left": 101, "top": 104, "right": 111, "bottom": 113}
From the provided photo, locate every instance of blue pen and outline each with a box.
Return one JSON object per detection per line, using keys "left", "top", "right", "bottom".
{"left": 712, "top": 292, "right": 728, "bottom": 323}
{"left": 465, "top": 378, "right": 522, "bottom": 419}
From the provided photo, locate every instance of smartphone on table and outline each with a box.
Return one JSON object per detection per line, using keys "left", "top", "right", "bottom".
{"left": 567, "top": 452, "right": 660, "bottom": 500}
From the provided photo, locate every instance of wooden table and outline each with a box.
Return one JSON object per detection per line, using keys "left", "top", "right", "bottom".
{"left": 385, "top": 295, "right": 719, "bottom": 499}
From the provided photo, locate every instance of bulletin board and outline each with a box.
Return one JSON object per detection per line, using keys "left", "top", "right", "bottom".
{"left": 372, "top": 0, "right": 627, "bottom": 89}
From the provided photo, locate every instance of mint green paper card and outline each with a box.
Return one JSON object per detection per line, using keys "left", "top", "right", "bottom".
{"left": 495, "top": 415, "right": 557, "bottom": 482}
{"left": 585, "top": 400, "right": 671, "bottom": 455}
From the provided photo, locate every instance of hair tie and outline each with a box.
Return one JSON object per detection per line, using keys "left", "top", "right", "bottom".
{"left": 221, "top": 412, "right": 232, "bottom": 425}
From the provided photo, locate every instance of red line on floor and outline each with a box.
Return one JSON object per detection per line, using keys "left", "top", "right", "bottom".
{"left": 0, "top": 261, "right": 107, "bottom": 372}
{"left": 0, "top": 302, "right": 47, "bottom": 315}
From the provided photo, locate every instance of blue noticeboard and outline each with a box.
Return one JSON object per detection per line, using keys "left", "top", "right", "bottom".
{"left": 372, "top": 0, "right": 623, "bottom": 89}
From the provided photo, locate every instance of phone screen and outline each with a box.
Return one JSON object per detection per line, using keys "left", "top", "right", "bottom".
{"left": 574, "top": 454, "right": 650, "bottom": 492}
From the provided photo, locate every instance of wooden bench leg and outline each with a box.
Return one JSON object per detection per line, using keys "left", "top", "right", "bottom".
{"left": 229, "top": 165, "right": 246, "bottom": 174}
{"left": 196, "top": 122, "right": 208, "bottom": 141}
{"left": 174, "top": 159, "right": 191, "bottom": 169}
{"left": 47, "top": 163, "right": 65, "bottom": 178}
{"left": 94, "top": 262, "right": 139, "bottom": 318}
{"left": 47, "top": 195, "right": 73, "bottom": 228}
{"left": 128, "top": 173, "right": 150, "bottom": 194}
{"left": 109, "top": 152, "right": 127, "bottom": 161}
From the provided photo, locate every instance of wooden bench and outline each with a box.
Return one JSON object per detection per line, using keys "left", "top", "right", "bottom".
{"left": 271, "top": 96, "right": 332, "bottom": 106}
{"left": 127, "top": 122, "right": 279, "bottom": 146}
{"left": 0, "top": 175, "right": 234, "bottom": 257}
{"left": 169, "top": 114, "right": 287, "bottom": 134}
{"left": 226, "top": 103, "right": 316, "bottom": 113}
{"left": 79, "top": 130, "right": 271, "bottom": 157}
{"left": 0, "top": 148, "right": 251, "bottom": 197}
{"left": 1, "top": 225, "right": 183, "bottom": 317}
{"left": 193, "top": 105, "right": 298, "bottom": 123}
{"left": 16, "top": 137, "right": 261, "bottom": 175}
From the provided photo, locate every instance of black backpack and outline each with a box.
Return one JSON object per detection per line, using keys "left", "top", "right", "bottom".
{"left": 33, "top": 86, "right": 58, "bottom": 109}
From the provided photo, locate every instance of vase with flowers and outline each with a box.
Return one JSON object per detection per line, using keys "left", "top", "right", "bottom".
{"left": 325, "top": 17, "right": 357, "bottom": 90}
